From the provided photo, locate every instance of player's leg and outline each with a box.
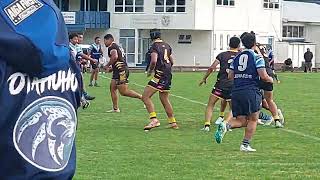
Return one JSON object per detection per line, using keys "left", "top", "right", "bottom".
{"left": 142, "top": 86, "right": 159, "bottom": 131}
{"left": 202, "top": 94, "right": 220, "bottom": 131}
{"left": 89, "top": 65, "right": 95, "bottom": 86}
{"left": 214, "top": 100, "right": 227, "bottom": 125}
{"left": 117, "top": 84, "right": 142, "bottom": 99}
{"left": 240, "top": 112, "right": 259, "bottom": 152}
{"left": 159, "top": 91, "right": 178, "bottom": 129}
{"left": 107, "top": 79, "right": 120, "bottom": 112}
{"left": 94, "top": 68, "right": 99, "bottom": 86}
{"left": 264, "top": 91, "right": 283, "bottom": 128}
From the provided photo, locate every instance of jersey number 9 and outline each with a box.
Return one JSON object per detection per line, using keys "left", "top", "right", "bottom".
{"left": 238, "top": 54, "right": 248, "bottom": 71}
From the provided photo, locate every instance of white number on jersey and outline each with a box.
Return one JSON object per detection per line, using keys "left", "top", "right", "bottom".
{"left": 238, "top": 54, "right": 248, "bottom": 71}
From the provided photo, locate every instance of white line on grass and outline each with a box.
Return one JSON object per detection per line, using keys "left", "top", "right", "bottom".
{"left": 99, "top": 74, "right": 320, "bottom": 141}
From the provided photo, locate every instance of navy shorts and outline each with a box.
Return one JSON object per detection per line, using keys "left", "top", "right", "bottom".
{"left": 259, "top": 81, "right": 273, "bottom": 91}
{"left": 211, "top": 87, "right": 232, "bottom": 101}
{"left": 148, "top": 75, "right": 172, "bottom": 92}
{"left": 232, "top": 89, "right": 262, "bottom": 117}
{"left": 112, "top": 69, "right": 129, "bottom": 85}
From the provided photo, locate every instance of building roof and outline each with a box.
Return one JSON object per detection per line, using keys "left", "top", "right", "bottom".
{"left": 283, "top": 1, "right": 320, "bottom": 23}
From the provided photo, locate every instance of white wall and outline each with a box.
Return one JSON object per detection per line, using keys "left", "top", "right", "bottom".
{"left": 194, "top": 0, "right": 213, "bottom": 30}
{"left": 305, "top": 24, "right": 320, "bottom": 67}
{"left": 160, "top": 30, "right": 212, "bottom": 66}
{"left": 213, "top": 0, "right": 281, "bottom": 59}
{"left": 110, "top": 0, "right": 196, "bottom": 30}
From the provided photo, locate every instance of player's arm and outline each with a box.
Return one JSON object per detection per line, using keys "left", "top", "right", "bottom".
{"left": 169, "top": 54, "right": 174, "bottom": 66}
{"left": 256, "top": 57, "right": 273, "bottom": 83}
{"left": 257, "top": 68, "right": 273, "bottom": 83}
{"left": 228, "top": 69, "right": 234, "bottom": 80}
{"left": 80, "top": 53, "right": 97, "bottom": 64}
{"left": 105, "top": 49, "right": 118, "bottom": 68}
{"left": 199, "top": 59, "right": 219, "bottom": 86}
{"left": 147, "top": 52, "right": 158, "bottom": 77}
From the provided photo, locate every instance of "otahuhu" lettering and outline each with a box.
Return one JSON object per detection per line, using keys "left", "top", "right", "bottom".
{"left": 7, "top": 69, "right": 78, "bottom": 95}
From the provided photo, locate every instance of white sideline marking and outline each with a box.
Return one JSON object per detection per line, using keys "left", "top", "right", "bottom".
{"left": 99, "top": 75, "right": 320, "bottom": 141}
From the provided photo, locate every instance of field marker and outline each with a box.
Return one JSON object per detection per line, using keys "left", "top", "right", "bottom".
{"left": 99, "top": 74, "right": 320, "bottom": 141}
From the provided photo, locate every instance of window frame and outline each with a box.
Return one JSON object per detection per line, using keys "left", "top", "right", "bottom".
{"left": 263, "top": 0, "right": 280, "bottom": 10}
{"left": 216, "top": 0, "right": 235, "bottom": 7}
{"left": 115, "top": 0, "right": 145, "bottom": 13}
{"left": 155, "top": 0, "right": 186, "bottom": 13}
{"left": 282, "top": 25, "right": 305, "bottom": 39}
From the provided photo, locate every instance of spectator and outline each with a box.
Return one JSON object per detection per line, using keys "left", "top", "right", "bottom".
{"left": 304, "top": 48, "right": 313, "bottom": 73}
{"left": 282, "top": 58, "right": 293, "bottom": 72}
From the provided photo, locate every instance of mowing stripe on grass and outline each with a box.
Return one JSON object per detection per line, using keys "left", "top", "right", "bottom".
{"left": 100, "top": 74, "right": 320, "bottom": 141}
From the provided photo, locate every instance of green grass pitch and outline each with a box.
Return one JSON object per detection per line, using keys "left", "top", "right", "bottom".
{"left": 75, "top": 72, "right": 320, "bottom": 179}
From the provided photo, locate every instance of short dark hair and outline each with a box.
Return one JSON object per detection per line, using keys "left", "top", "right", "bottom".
{"left": 229, "top": 37, "right": 240, "bottom": 49}
{"left": 104, "top": 34, "right": 114, "bottom": 40}
{"left": 150, "top": 29, "right": 161, "bottom": 40}
{"left": 94, "top": 36, "right": 100, "bottom": 41}
{"left": 240, "top": 32, "right": 256, "bottom": 49}
{"left": 69, "top": 33, "right": 78, "bottom": 40}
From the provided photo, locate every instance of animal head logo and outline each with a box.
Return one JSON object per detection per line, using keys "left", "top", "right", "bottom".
{"left": 161, "top": 16, "right": 170, "bottom": 27}
{"left": 13, "top": 96, "right": 77, "bottom": 172}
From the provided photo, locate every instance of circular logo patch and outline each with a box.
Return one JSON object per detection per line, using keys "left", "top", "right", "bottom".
{"left": 13, "top": 96, "right": 77, "bottom": 172}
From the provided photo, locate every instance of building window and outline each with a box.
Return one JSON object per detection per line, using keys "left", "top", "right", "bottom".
{"left": 178, "top": 34, "right": 192, "bottom": 44}
{"left": 220, "top": 34, "right": 223, "bottom": 50}
{"left": 217, "top": 0, "right": 235, "bottom": 6}
{"left": 138, "top": 38, "right": 152, "bottom": 64}
{"left": 115, "top": 0, "right": 144, "bottom": 13}
{"left": 80, "top": 0, "right": 108, "bottom": 11}
{"left": 226, "top": 35, "right": 230, "bottom": 48}
{"left": 119, "top": 29, "right": 135, "bottom": 65}
{"left": 155, "top": 0, "right": 186, "bottom": 13}
{"left": 282, "top": 25, "right": 304, "bottom": 38}
{"left": 263, "top": 0, "right": 279, "bottom": 9}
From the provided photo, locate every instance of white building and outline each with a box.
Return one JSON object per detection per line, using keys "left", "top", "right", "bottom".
{"left": 277, "top": 1, "right": 320, "bottom": 68}
{"left": 61, "top": 0, "right": 282, "bottom": 67}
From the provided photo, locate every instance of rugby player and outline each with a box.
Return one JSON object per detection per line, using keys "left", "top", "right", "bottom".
{"left": 88, "top": 37, "right": 103, "bottom": 87}
{"left": 268, "top": 48, "right": 280, "bottom": 83}
{"left": 142, "top": 30, "right": 178, "bottom": 131}
{"left": 0, "top": 1, "right": 81, "bottom": 178}
{"left": 255, "top": 43, "right": 284, "bottom": 128}
{"left": 69, "top": 33, "right": 97, "bottom": 103}
{"left": 103, "top": 34, "right": 142, "bottom": 113}
{"left": 199, "top": 37, "right": 241, "bottom": 132}
{"left": 215, "top": 32, "right": 274, "bottom": 152}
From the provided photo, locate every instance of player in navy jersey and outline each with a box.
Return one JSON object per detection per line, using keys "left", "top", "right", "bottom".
{"left": 215, "top": 32, "right": 273, "bottom": 152}
{"left": 88, "top": 37, "right": 103, "bottom": 87}
{"left": 142, "top": 30, "right": 179, "bottom": 131}
{"left": 103, "top": 34, "right": 142, "bottom": 113}
{"left": 199, "top": 37, "right": 241, "bottom": 132}
{"left": 0, "top": 1, "right": 81, "bottom": 179}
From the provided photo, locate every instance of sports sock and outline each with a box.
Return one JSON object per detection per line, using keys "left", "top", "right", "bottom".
{"left": 149, "top": 112, "right": 157, "bottom": 120}
{"left": 168, "top": 117, "right": 176, "bottom": 124}
{"left": 219, "top": 112, "right": 224, "bottom": 118}
{"left": 273, "top": 115, "right": 280, "bottom": 122}
{"left": 242, "top": 139, "right": 250, "bottom": 146}
{"left": 204, "top": 121, "right": 211, "bottom": 127}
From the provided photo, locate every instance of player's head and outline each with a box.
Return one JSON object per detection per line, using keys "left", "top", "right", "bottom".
{"left": 240, "top": 32, "right": 256, "bottom": 49}
{"left": 69, "top": 33, "right": 79, "bottom": 45}
{"left": 94, "top": 37, "right": 101, "bottom": 45}
{"left": 307, "top": 48, "right": 310, "bottom": 52}
{"left": 229, "top": 37, "right": 240, "bottom": 49}
{"left": 104, "top": 34, "right": 114, "bottom": 47}
{"left": 150, "top": 29, "right": 161, "bottom": 40}
{"left": 77, "top": 33, "right": 84, "bottom": 44}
